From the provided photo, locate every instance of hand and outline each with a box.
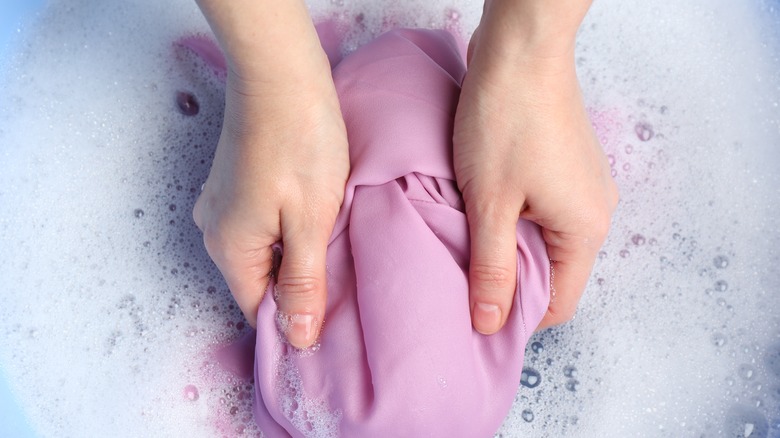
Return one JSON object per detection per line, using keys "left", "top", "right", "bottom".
{"left": 454, "top": 1, "right": 618, "bottom": 334}
{"left": 194, "top": 0, "right": 348, "bottom": 349}
{"left": 193, "top": 65, "right": 349, "bottom": 348}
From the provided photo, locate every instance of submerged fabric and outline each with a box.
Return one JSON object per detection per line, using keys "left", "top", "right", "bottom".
{"left": 249, "top": 28, "right": 550, "bottom": 436}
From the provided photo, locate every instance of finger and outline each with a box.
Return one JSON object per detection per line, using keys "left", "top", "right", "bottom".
{"left": 205, "top": 235, "right": 274, "bottom": 329}
{"left": 275, "top": 215, "right": 331, "bottom": 349}
{"left": 466, "top": 198, "right": 521, "bottom": 335}
{"left": 536, "top": 229, "right": 601, "bottom": 330}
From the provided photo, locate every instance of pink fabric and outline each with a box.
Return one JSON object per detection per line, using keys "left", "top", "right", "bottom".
{"left": 250, "top": 28, "right": 551, "bottom": 437}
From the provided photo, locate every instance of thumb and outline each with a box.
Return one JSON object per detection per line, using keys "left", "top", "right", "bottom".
{"left": 275, "top": 216, "right": 330, "bottom": 349}
{"left": 466, "top": 199, "right": 521, "bottom": 335}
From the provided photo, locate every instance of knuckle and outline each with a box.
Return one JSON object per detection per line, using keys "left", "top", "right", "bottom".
{"left": 277, "top": 274, "right": 322, "bottom": 300}
{"left": 464, "top": 189, "right": 504, "bottom": 215}
{"left": 192, "top": 191, "right": 216, "bottom": 231}
{"left": 580, "top": 201, "right": 616, "bottom": 244}
{"left": 192, "top": 199, "right": 203, "bottom": 230}
{"left": 201, "top": 226, "right": 235, "bottom": 264}
{"left": 471, "top": 263, "right": 515, "bottom": 291}
{"left": 201, "top": 228, "right": 222, "bottom": 253}
{"left": 590, "top": 212, "right": 613, "bottom": 242}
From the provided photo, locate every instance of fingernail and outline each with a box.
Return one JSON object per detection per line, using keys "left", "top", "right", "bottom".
{"left": 288, "top": 314, "right": 317, "bottom": 348}
{"left": 473, "top": 302, "right": 502, "bottom": 334}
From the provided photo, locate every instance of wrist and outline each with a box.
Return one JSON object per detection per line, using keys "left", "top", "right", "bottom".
{"left": 225, "top": 51, "right": 335, "bottom": 102}
{"left": 475, "top": 0, "right": 591, "bottom": 63}
{"left": 196, "top": 0, "right": 330, "bottom": 84}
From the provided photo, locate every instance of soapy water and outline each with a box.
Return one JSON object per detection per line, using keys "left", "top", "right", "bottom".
{"left": 0, "top": 0, "right": 778, "bottom": 436}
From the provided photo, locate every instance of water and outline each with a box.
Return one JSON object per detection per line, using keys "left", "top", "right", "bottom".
{"left": 0, "top": 0, "right": 778, "bottom": 436}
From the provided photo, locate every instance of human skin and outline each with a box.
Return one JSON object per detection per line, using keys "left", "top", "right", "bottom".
{"left": 456, "top": 0, "right": 619, "bottom": 333}
{"left": 193, "top": 0, "right": 618, "bottom": 347}
{"left": 193, "top": 0, "right": 349, "bottom": 348}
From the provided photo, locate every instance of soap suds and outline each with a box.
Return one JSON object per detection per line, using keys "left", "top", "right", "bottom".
{"left": 0, "top": 0, "right": 778, "bottom": 436}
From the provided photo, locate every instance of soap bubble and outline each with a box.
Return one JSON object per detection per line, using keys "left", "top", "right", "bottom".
{"left": 183, "top": 384, "right": 199, "bottom": 401}
{"left": 176, "top": 91, "right": 199, "bottom": 116}
{"left": 738, "top": 364, "right": 756, "bottom": 381}
{"left": 520, "top": 368, "right": 541, "bottom": 389}
{"left": 713, "top": 255, "right": 730, "bottom": 269}
{"left": 634, "top": 122, "right": 654, "bottom": 141}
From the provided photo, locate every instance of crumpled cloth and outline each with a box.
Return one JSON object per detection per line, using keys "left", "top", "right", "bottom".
{"left": 247, "top": 28, "right": 550, "bottom": 437}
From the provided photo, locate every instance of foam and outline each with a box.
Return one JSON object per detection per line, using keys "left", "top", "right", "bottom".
{"left": 0, "top": 0, "right": 778, "bottom": 436}
{"left": 273, "top": 341, "right": 341, "bottom": 438}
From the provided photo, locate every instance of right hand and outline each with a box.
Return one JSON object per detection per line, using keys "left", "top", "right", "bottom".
{"left": 193, "top": 63, "right": 349, "bottom": 349}
{"left": 454, "top": 0, "right": 618, "bottom": 335}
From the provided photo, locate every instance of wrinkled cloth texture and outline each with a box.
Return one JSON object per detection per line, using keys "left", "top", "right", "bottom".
{"left": 246, "top": 28, "right": 551, "bottom": 437}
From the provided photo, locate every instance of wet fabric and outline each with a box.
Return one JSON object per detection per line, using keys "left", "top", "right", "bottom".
{"left": 249, "top": 28, "right": 551, "bottom": 437}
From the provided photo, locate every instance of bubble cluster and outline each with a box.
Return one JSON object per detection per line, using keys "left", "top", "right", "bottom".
{"left": 274, "top": 339, "right": 341, "bottom": 437}
{"left": 0, "top": 0, "right": 248, "bottom": 435}
{"left": 203, "top": 364, "right": 261, "bottom": 437}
